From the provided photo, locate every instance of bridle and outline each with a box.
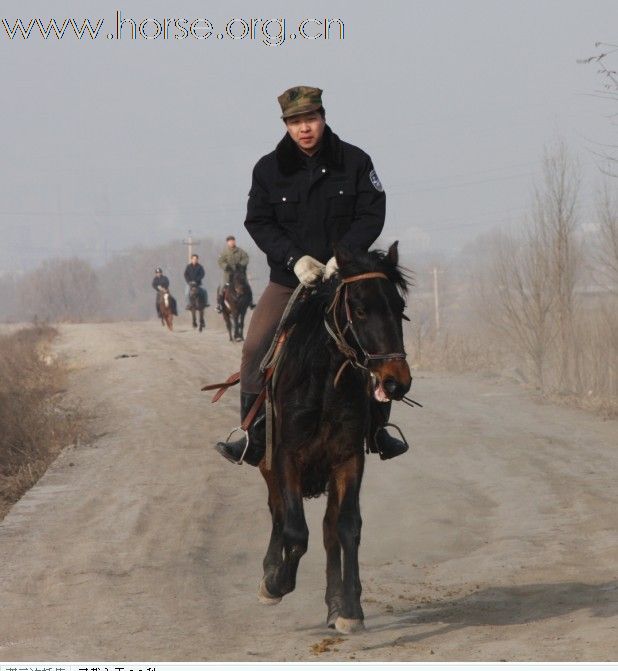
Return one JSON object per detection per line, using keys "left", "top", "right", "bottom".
{"left": 324, "top": 271, "right": 407, "bottom": 386}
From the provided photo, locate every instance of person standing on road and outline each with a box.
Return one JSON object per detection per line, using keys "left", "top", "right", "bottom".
{"left": 214, "top": 85, "right": 409, "bottom": 466}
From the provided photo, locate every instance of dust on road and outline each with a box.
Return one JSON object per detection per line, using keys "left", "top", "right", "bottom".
{"left": 0, "top": 320, "right": 616, "bottom": 662}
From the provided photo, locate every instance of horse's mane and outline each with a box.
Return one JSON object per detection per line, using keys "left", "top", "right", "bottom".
{"left": 279, "top": 249, "right": 410, "bottom": 387}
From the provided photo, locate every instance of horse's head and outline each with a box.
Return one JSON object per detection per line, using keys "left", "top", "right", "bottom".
{"left": 231, "top": 266, "right": 248, "bottom": 294}
{"left": 331, "top": 242, "right": 412, "bottom": 402}
{"left": 189, "top": 281, "right": 199, "bottom": 296}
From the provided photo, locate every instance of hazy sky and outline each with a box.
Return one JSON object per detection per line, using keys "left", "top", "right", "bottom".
{"left": 1, "top": 0, "right": 617, "bottom": 273}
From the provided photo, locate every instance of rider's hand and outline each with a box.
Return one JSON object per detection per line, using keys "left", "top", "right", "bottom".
{"left": 323, "top": 256, "right": 339, "bottom": 281}
{"left": 293, "top": 256, "right": 326, "bottom": 287}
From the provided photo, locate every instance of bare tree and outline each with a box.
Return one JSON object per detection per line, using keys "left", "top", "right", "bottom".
{"left": 17, "top": 258, "right": 101, "bottom": 322}
{"left": 535, "top": 142, "right": 582, "bottom": 392}
{"left": 482, "top": 225, "right": 556, "bottom": 391}
{"left": 479, "top": 143, "right": 581, "bottom": 392}
{"left": 595, "top": 182, "right": 618, "bottom": 288}
{"left": 579, "top": 43, "right": 618, "bottom": 173}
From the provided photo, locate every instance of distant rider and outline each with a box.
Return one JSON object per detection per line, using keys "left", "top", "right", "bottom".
{"left": 184, "top": 253, "right": 209, "bottom": 308}
{"left": 152, "top": 267, "right": 177, "bottom": 317}
{"left": 216, "top": 235, "right": 255, "bottom": 313}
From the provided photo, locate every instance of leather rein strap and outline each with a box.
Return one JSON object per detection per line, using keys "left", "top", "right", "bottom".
{"left": 201, "top": 331, "right": 287, "bottom": 432}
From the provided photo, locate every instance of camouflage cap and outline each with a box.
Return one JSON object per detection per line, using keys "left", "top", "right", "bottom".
{"left": 277, "top": 86, "right": 323, "bottom": 119}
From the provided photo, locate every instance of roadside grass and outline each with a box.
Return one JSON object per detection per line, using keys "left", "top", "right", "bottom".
{"left": 0, "top": 326, "right": 86, "bottom": 519}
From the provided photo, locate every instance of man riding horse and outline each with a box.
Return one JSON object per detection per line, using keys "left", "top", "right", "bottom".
{"left": 183, "top": 254, "right": 209, "bottom": 309}
{"left": 215, "top": 85, "right": 410, "bottom": 465}
{"left": 151, "top": 267, "right": 177, "bottom": 319}
{"left": 216, "top": 235, "right": 255, "bottom": 313}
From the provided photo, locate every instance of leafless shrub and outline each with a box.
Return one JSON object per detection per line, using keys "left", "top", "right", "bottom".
{"left": 0, "top": 326, "right": 86, "bottom": 519}
{"left": 16, "top": 257, "right": 101, "bottom": 322}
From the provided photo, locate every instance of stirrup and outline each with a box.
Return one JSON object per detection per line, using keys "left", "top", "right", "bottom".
{"left": 223, "top": 426, "right": 250, "bottom": 465}
{"left": 368, "top": 422, "right": 409, "bottom": 454}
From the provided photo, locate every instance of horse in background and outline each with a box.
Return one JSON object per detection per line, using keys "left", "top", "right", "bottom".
{"left": 257, "top": 243, "right": 412, "bottom": 634}
{"left": 221, "top": 266, "right": 252, "bottom": 342}
{"left": 156, "top": 286, "right": 175, "bottom": 331}
{"left": 188, "top": 281, "right": 207, "bottom": 332}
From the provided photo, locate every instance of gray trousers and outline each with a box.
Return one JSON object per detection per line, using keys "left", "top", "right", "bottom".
{"left": 240, "top": 282, "right": 294, "bottom": 393}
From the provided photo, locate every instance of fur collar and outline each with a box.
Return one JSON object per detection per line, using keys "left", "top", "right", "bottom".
{"left": 275, "top": 125, "right": 343, "bottom": 175}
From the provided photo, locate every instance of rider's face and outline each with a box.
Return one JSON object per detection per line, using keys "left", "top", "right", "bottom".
{"left": 227, "top": 239, "right": 236, "bottom": 249}
{"left": 284, "top": 111, "right": 325, "bottom": 156}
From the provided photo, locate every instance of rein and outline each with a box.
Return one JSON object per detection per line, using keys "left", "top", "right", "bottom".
{"left": 324, "top": 272, "right": 407, "bottom": 387}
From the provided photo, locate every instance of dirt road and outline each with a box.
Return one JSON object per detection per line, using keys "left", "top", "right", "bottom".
{"left": 0, "top": 319, "right": 616, "bottom": 661}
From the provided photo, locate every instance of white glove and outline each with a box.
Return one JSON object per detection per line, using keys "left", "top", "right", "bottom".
{"left": 323, "top": 256, "right": 339, "bottom": 281}
{"left": 293, "top": 255, "right": 326, "bottom": 287}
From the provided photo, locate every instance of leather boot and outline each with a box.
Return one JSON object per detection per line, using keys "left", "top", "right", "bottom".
{"left": 367, "top": 400, "right": 409, "bottom": 460}
{"left": 247, "top": 287, "right": 256, "bottom": 310}
{"left": 216, "top": 287, "right": 225, "bottom": 313}
{"left": 215, "top": 392, "right": 266, "bottom": 466}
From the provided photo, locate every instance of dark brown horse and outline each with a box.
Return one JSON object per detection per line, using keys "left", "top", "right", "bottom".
{"left": 257, "top": 242, "right": 412, "bottom": 634}
{"left": 222, "top": 266, "right": 252, "bottom": 342}
{"left": 188, "top": 281, "right": 206, "bottom": 332}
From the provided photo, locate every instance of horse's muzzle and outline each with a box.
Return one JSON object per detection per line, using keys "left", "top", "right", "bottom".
{"left": 372, "top": 359, "right": 412, "bottom": 402}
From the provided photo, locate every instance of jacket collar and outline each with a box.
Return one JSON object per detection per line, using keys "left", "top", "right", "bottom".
{"left": 275, "top": 124, "right": 343, "bottom": 175}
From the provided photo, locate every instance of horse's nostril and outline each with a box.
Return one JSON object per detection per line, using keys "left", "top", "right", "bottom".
{"left": 383, "top": 377, "right": 398, "bottom": 396}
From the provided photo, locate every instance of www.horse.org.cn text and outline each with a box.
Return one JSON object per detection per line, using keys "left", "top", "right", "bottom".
{"left": 1, "top": 13, "right": 346, "bottom": 46}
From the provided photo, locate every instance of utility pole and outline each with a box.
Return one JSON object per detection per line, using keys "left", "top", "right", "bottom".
{"left": 432, "top": 266, "right": 441, "bottom": 334}
{"left": 183, "top": 230, "right": 200, "bottom": 261}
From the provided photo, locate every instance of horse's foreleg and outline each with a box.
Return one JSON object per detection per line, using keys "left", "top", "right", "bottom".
{"left": 191, "top": 308, "right": 197, "bottom": 329}
{"left": 324, "top": 485, "right": 344, "bottom": 628}
{"left": 334, "top": 454, "right": 365, "bottom": 633}
{"left": 238, "top": 309, "right": 246, "bottom": 341}
{"left": 199, "top": 309, "right": 205, "bottom": 332}
{"left": 258, "top": 468, "right": 284, "bottom": 605}
{"left": 223, "top": 312, "right": 232, "bottom": 341}
{"left": 266, "top": 458, "right": 308, "bottom": 599}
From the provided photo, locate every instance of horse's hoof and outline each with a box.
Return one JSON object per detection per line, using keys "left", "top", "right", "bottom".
{"left": 258, "top": 579, "right": 282, "bottom": 605}
{"left": 326, "top": 603, "right": 340, "bottom": 629}
{"left": 327, "top": 612, "right": 338, "bottom": 629}
{"left": 334, "top": 617, "right": 364, "bottom": 634}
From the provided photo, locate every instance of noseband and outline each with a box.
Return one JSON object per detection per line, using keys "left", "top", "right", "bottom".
{"left": 324, "top": 271, "right": 407, "bottom": 385}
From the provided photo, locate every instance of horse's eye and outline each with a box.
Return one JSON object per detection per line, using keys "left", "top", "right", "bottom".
{"left": 354, "top": 307, "right": 366, "bottom": 319}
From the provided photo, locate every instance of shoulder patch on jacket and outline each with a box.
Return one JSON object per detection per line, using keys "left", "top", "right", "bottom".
{"left": 369, "top": 169, "right": 383, "bottom": 192}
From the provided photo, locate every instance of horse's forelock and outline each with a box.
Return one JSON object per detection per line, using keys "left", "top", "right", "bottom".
{"left": 338, "top": 249, "right": 410, "bottom": 296}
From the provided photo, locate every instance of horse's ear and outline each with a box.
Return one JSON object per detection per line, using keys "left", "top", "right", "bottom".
{"left": 387, "top": 241, "right": 399, "bottom": 266}
{"left": 334, "top": 245, "right": 354, "bottom": 269}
